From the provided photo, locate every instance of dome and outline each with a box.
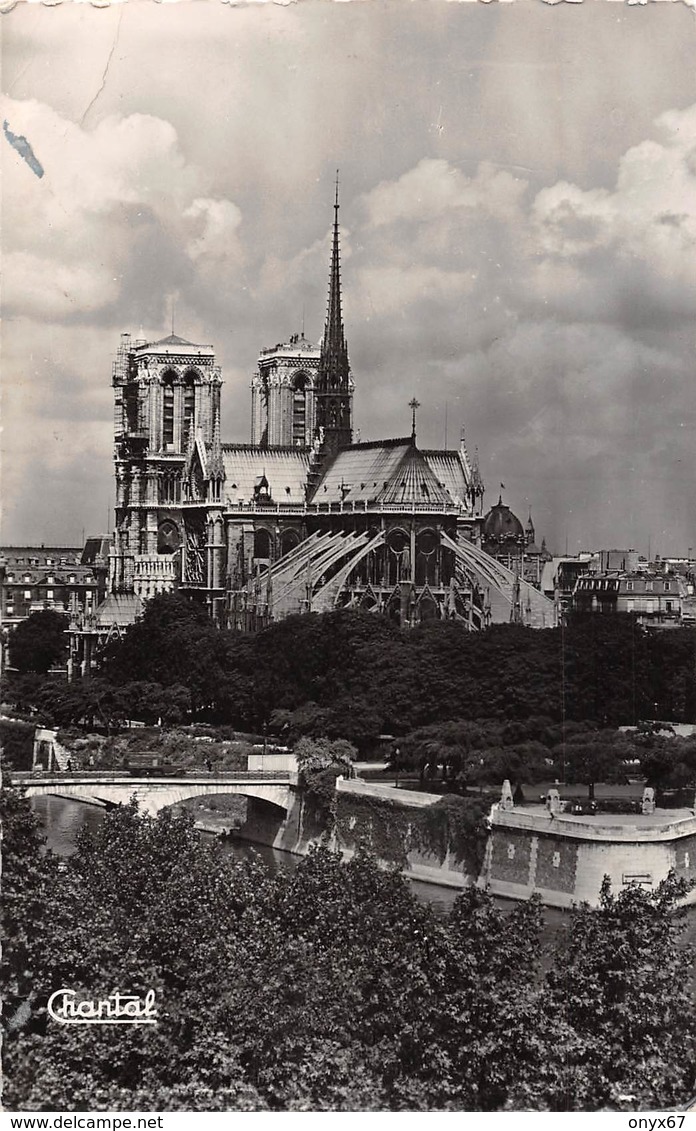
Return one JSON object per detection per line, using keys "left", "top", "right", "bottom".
{"left": 482, "top": 497, "right": 525, "bottom": 545}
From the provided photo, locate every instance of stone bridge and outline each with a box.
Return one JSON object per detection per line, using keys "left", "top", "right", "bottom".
{"left": 14, "top": 771, "right": 296, "bottom": 818}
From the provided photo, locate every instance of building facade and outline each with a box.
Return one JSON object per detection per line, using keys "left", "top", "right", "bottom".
{"left": 0, "top": 542, "right": 108, "bottom": 633}
{"left": 573, "top": 571, "right": 687, "bottom": 626}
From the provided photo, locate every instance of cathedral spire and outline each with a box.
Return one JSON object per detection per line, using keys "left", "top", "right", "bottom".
{"left": 315, "top": 171, "right": 353, "bottom": 454}
{"left": 327, "top": 171, "right": 344, "bottom": 354}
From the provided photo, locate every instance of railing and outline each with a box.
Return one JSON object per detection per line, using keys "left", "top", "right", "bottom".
{"left": 133, "top": 556, "right": 178, "bottom": 579}
{"left": 210, "top": 500, "right": 467, "bottom": 516}
{"left": 13, "top": 770, "right": 294, "bottom": 783}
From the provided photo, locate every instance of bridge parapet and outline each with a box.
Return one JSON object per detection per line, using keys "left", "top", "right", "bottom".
{"left": 15, "top": 771, "right": 296, "bottom": 818}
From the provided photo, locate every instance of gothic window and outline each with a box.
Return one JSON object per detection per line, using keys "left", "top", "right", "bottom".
{"left": 183, "top": 371, "right": 196, "bottom": 444}
{"left": 254, "top": 528, "right": 272, "bottom": 560}
{"left": 416, "top": 529, "right": 438, "bottom": 586}
{"left": 158, "top": 520, "right": 181, "bottom": 555}
{"left": 124, "top": 382, "right": 140, "bottom": 434}
{"left": 387, "top": 529, "right": 408, "bottom": 586}
{"left": 160, "top": 472, "right": 181, "bottom": 504}
{"left": 162, "top": 371, "right": 176, "bottom": 448}
{"left": 280, "top": 530, "right": 300, "bottom": 558}
{"left": 291, "top": 372, "right": 310, "bottom": 446}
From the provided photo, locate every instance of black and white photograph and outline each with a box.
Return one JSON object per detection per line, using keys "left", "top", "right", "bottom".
{"left": 2, "top": 0, "right": 696, "bottom": 1115}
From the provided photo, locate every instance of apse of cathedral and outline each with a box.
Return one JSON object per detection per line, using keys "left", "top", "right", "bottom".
{"left": 108, "top": 187, "right": 555, "bottom": 633}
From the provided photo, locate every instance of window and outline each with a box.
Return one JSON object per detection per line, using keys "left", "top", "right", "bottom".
{"left": 160, "top": 472, "right": 181, "bottom": 505}
{"left": 183, "top": 373, "right": 196, "bottom": 443}
{"left": 47, "top": 589, "right": 54, "bottom": 600}
{"left": 292, "top": 372, "right": 310, "bottom": 446}
{"left": 24, "top": 590, "right": 31, "bottom": 599}
{"left": 162, "top": 372, "right": 176, "bottom": 447}
{"left": 254, "top": 529, "right": 272, "bottom": 559}
{"left": 69, "top": 575, "right": 76, "bottom": 584}
{"left": 646, "top": 580, "right": 653, "bottom": 591}
{"left": 46, "top": 558, "right": 53, "bottom": 566}
{"left": 626, "top": 581, "right": 633, "bottom": 591}
{"left": 47, "top": 576, "right": 54, "bottom": 585}
{"left": 666, "top": 601, "right": 673, "bottom": 613}
{"left": 23, "top": 575, "right": 30, "bottom": 583}
{"left": 664, "top": 582, "right": 671, "bottom": 592}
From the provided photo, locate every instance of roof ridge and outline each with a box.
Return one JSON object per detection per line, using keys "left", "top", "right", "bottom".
{"left": 343, "top": 437, "right": 412, "bottom": 451}
{"left": 221, "top": 443, "right": 311, "bottom": 454}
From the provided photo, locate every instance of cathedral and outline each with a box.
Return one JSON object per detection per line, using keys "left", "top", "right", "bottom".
{"left": 103, "top": 187, "right": 555, "bottom": 641}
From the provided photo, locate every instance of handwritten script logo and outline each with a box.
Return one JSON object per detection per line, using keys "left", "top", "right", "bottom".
{"left": 47, "top": 989, "right": 158, "bottom": 1026}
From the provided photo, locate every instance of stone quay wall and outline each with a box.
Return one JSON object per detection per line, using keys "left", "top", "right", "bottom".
{"left": 236, "top": 781, "right": 696, "bottom": 907}
{"left": 484, "top": 806, "right": 696, "bottom": 908}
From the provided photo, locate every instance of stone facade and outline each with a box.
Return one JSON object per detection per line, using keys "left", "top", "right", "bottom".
{"left": 484, "top": 805, "right": 696, "bottom": 908}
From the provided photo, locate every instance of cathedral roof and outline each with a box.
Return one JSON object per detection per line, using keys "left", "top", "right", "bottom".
{"left": 150, "top": 333, "right": 200, "bottom": 348}
{"left": 422, "top": 450, "right": 471, "bottom": 509}
{"left": 135, "top": 333, "right": 214, "bottom": 356}
{"left": 314, "top": 439, "right": 458, "bottom": 509}
{"left": 93, "top": 592, "right": 143, "bottom": 628}
{"left": 221, "top": 445, "right": 311, "bottom": 505}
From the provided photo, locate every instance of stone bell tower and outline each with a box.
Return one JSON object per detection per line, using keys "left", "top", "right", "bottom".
{"left": 110, "top": 331, "right": 222, "bottom": 598}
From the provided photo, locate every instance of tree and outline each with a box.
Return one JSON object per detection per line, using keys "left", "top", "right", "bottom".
{"left": 544, "top": 872, "right": 696, "bottom": 1110}
{"left": 563, "top": 613, "right": 650, "bottom": 726}
{"left": 557, "top": 731, "right": 628, "bottom": 800}
{"left": 101, "top": 593, "right": 228, "bottom": 718}
{"left": 9, "top": 610, "right": 69, "bottom": 673}
{"left": 0, "top": 718, "right": 36, "bottom": 771}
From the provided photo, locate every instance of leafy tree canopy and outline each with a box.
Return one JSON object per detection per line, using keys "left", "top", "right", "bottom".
{"left": 9, "top": 610, "right": 68, "bottom": 674}
{"left": 2, "top": 788, "right": 696, "bottom": 1112}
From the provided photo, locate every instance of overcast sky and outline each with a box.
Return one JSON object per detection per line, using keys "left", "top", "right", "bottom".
{"left": 2, "top": 0, "right": 696, "bottom": 556}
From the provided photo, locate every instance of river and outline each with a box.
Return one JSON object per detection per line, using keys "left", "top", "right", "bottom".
{"left": 29, "top": 794, "right": 466, "bottom": 917}
{"left": 28, "top": 796, "right": 696, "bottom": 950}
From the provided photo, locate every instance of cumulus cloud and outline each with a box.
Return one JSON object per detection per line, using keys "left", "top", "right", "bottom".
{"left": 184, "top": 198, "right": 244, "bottom": 263}
{"left": 3, "top": 2, "right": 696, "bottom": 554}
{"left": 1, "top": 97, "right": 244, "bottom": 323}
{"left": 362, "top": 159, "right": 528, "bottom": 230}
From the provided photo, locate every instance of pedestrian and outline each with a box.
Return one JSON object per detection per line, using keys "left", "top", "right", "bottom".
{"left": 66, "top": 758, "right": 73, "bottom": 773}
{"left": 206, "top": 757, "right": 213, "bottom": 774}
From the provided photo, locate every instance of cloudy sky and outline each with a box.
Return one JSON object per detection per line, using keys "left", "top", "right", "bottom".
{"left": 2, "top": 0, "right": 696, "bottom": 556}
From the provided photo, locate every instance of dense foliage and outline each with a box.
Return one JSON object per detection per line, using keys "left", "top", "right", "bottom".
{"left": 0, "top": 718, "right": 35, "bottom": 770}
{"left": 5, "top": 598, "right": 696, "bottom": 740}
{"left": 334, "top": 791, "right": 491, "bottom": 875}
{"left": 8, "top": 610, "right": 69, "bottom": 673}
{"left": 3, "top": 788, "right": 695, "bottom": 1112}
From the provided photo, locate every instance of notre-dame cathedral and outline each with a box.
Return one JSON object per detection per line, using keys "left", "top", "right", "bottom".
{"left": 105, "top": 188, "right": 554, "bottom": 637}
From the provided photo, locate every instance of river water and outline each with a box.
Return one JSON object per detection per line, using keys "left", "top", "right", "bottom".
{"left": 28, "top": 796, "right": 696, "bottom": 949}
{"left": 29, "top": 795, "right": 466, "bottom": 917}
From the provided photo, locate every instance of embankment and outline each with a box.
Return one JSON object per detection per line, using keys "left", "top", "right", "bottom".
{"left": 235, "top": 779, "right": 696, "bottom": 907}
